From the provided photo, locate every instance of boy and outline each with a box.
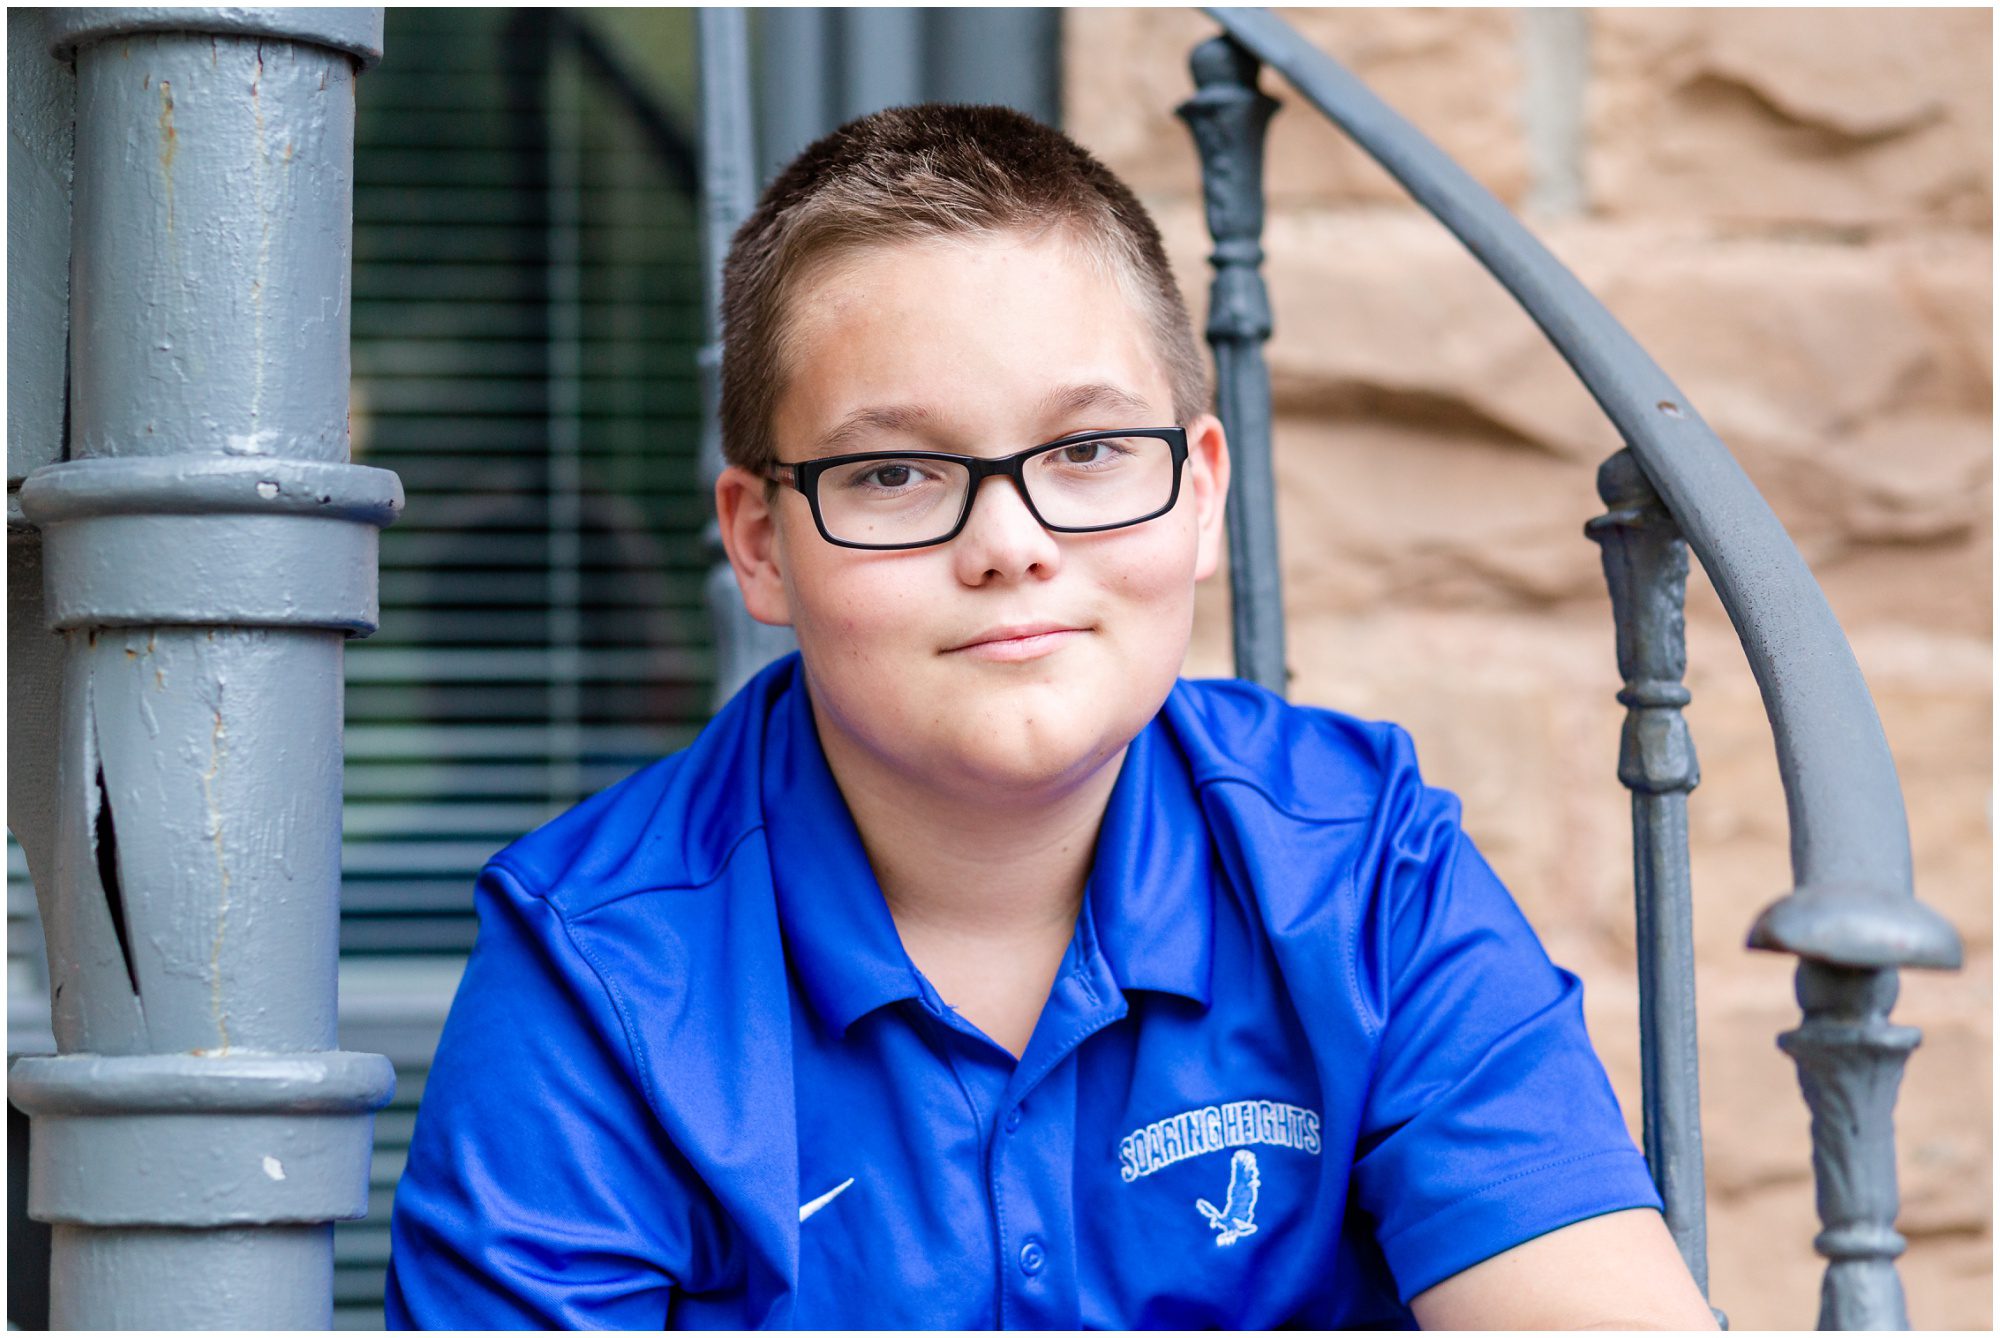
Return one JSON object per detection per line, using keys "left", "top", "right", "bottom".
{"left": 386, "top": 104, "right": 1716, "bottom": 1329}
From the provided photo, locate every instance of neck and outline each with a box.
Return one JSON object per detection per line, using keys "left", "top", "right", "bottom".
{"left": 808, "top": 704, "right": 1122, "bottom": 947}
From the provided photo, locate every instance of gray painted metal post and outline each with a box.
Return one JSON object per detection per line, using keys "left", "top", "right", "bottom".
{"left": 1177, "top": 38, "right": 1288, "bottom": 696}
{"left": 698, "top": 8, "right": 796, "bottom": 708}
{"left": 754, "top": 7, "right": 1062, "bottom": 185}
{"left": 8, "top": 6, "right": 76, "bottom": 992}
{"left": 7, "top": 9, "right": 398, "bottom": 1328}
{"left": 1586, "top": 450, "right": 1717, "bottom": 1318}
{"left": 753, "top": 8, "right": 833, "bottom": 188}
{"left": 839, "top": 9, "right": 922, "bottom": 124}
{"left": 6, "top": 20, "right": 75, "bottom": 1318}
{"left": 926, "top": 9, "right": 1061, "bottom": 124}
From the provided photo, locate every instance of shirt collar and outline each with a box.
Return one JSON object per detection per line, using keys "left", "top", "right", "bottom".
{"left": 1083, "top": 709, "right": 1216, "bottom": 1009}
{"left": 762, "top": 658, "right": 924, "bottom": 1038}
{"left": 763, "top": 660, "right": 1216, "bottom": 1037}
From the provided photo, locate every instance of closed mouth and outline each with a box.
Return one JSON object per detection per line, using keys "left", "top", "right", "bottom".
{"left": 948, "top": 624, "right": 1089, "bottom": 652}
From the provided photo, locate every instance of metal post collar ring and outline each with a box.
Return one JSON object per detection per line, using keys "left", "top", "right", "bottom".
{"left": 47, "top": 7, "right": 385, "bottom": 70}
{"left": 20, "top": 456, "right": 404, "bottom": 635}
{"left": 10, "top": 1051, "right": 396, "bottom": 1227}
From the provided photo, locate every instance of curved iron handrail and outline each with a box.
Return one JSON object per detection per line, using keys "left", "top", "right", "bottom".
{"left": 1204, "top": 7, "right": 1959, "bottom": 971}
{"left": 1198, "top": 10, "right": 1963, "bottom": 1329}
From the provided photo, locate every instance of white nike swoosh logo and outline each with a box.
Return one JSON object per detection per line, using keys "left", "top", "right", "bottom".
{"left": 798, "top": 1177, "right": 855, "bottom": 1223}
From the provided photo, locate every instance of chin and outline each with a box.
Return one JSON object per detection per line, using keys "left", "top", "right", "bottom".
{"left": 942, "top": 747, "right": 1104, "bottom": 807}
{"left": 938, "top": 704, "right": 1132, "bottom": 801}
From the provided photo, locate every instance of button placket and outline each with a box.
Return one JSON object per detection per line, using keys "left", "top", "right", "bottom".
{"left": 991, "top": 944, "right": 1126, "bottom": 1327}
{"left": 994, "top": 1049, "right": 1098, "bottom": 1324}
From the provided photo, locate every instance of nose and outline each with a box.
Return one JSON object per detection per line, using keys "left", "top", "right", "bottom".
{"left": 951, "top": 470, "right": 1059, "bottom": 585}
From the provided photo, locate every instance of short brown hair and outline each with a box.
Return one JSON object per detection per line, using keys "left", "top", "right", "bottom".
{"left": 718, "top": 104, "right": 1210, "bottom": 474}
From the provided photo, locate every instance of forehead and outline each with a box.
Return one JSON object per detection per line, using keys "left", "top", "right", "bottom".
{"left": 771, "top": 230, "right": 1173, "bottom": 452}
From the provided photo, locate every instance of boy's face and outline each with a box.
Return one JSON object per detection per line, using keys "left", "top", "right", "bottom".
{"left": 718, "top": 229, "right": 1229, "bottom": 805}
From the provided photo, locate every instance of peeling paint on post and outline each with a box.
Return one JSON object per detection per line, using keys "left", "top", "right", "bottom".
{"left": 8, "top": 9, "right": 398, "bottom": 1329}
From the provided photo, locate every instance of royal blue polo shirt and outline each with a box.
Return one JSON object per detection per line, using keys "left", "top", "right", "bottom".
{"left": 385, "top": 652, "right": 1661, "bottom": 1329}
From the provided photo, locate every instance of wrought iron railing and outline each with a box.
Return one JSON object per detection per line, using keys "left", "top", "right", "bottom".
{"left": 1185, "top": 9, "right": 1964, "bottom": 1330}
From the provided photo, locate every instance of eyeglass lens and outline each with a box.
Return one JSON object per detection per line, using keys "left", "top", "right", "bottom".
{"left": 814, "top": 436, "right": 1177, "bottom": 546}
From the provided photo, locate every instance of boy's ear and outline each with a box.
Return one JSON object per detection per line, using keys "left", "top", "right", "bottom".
{"left": 1186, "top": 412, "right": 1231, "bottom": 583}
{"left": 714, "top": 465, "right": 795, "bottom": 627}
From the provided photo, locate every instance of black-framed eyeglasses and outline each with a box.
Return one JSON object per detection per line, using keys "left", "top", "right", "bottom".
{"left": 766, "top": 427, "right": 1190, "bottom": 551}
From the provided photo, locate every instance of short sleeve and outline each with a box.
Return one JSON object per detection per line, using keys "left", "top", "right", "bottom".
{"left": 385, "top": 863, "right": 723, "bottom": 1328}
{"left": 1348, "top": 747, "right": 1663, "bottom": 1305}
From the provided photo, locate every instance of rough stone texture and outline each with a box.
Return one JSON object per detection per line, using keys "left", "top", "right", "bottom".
{"left": 1156, "top": 207, "right": 1995, "bottom": 641}
{"left": 1066, "top": 7, "right": 1529, "bottom": 207}
{"left": 1590, "top": 9, "right": 1993, "bottom": 230}
{"left": 1088, "top": 8, "right": 1991, "bottom": 1329}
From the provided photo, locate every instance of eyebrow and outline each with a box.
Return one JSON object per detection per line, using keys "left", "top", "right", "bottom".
{"left": 1032, "top": 381, "right": 1158, "bottom": 426}
{"left": 805, "top": 404, "right": 936, "bottom": 458}
{"left": 802, "top": 382, "right": 1161, "bottom": 459}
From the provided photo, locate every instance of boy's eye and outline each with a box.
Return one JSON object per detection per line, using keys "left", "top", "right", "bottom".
{"left": 1050, "top": 438, "right": 1134, "bottom": 468}
{"left": 827, "top": 457, "right": 944, "bottom": 494}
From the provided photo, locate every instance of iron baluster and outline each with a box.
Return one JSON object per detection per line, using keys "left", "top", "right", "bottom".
{"left": 1586, "top": 449, "right": 1719, "bottom": 1322}
{"left": 1177, "top": 37, "right": 1287, "bottom": 697}
{"left": 1780, "top": 963, "right": 1923, "bottom": 1328}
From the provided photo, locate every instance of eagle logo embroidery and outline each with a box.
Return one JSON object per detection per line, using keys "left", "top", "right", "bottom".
{"left": 1194, "top": 1149, "right": 1260, "bottom": 1245}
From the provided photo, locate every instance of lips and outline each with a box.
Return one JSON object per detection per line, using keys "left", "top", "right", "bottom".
{"left": 946, "top": 622, "right": 1091, "bottom": 662}
{"left": 950, "top": 622, "right": 1086, "bottom": 650}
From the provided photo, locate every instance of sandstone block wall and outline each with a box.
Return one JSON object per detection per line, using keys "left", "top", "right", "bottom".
{"left": 1067, "top": 8, "right": 1991, "bottom": 1329}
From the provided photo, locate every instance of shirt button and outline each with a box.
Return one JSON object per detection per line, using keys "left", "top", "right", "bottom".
{"left": 1005, "top": 1107, "right": 1023, "bottom": 1133}
{"left": 1018, "top": 1237, "right": 1047, "bottom": 1277}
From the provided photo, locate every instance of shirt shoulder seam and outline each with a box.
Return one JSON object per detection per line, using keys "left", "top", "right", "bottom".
{"left": 484, "top": 831, "right": 765, "bottom": 1120}
{"left": 489, "top": 821, "right": 768, "bottom": 919}
{"left": 554, "top": 907, "right": 668, "bottom": 1118}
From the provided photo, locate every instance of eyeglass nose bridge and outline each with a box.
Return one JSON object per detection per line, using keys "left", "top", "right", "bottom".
{"left": 956, "top": 451, "right": 1049, "bottom": 529}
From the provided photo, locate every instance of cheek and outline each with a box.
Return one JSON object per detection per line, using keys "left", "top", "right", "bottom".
{"left": 786, "top": 550, "right": 932, "bottom": 662}
{"left": 1105, "top": 525, "right": 1201, "bottom": 608}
